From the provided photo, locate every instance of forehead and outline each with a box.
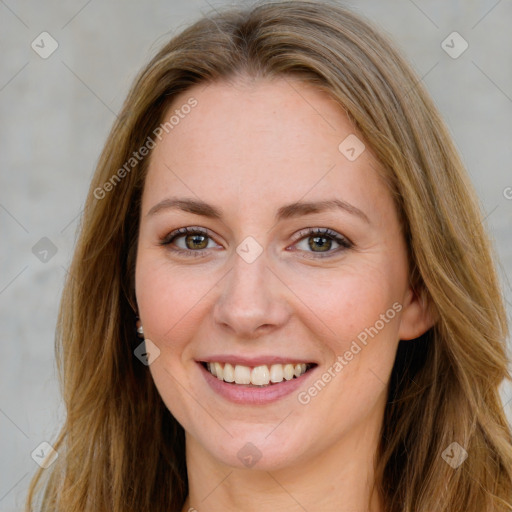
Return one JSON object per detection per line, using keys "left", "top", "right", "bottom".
{"left": 154, "top": 77, "right": 356, "bottom": 165}
{"left": 143, "top": 77, "right": 389, "bottom": 222}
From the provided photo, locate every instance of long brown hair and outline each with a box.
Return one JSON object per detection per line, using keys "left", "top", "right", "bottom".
{"left": 26, "top": 1, "right": 512, "bottom": 510}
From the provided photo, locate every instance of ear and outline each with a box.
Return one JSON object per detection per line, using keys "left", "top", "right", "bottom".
{"left": 398, "top": 286, "right": 438, "bottom": 340}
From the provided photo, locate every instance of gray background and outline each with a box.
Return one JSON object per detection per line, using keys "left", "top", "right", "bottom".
{"left": 1, "top": 1, "right": 511, "bottom": 510}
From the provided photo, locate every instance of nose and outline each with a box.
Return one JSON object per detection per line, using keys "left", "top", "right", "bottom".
{"left": 212, "top": 247, "right": 291, "bottom": 340}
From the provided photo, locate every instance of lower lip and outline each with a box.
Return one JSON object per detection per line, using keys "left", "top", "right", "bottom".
{"left": 198, "top": 362, "right": 317, "bottom": 405}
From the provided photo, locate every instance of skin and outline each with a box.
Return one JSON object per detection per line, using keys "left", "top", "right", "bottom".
{"left": 135, "top": 77, "right": 434, "bottom": 512}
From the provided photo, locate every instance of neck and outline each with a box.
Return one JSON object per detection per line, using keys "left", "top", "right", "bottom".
{"left": 181, "top": 414, "right": 384, "bottom": 512}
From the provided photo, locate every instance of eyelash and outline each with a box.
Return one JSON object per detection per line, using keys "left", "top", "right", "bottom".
{"left": 159, "top": 226, "right": 354, "bottom": 259}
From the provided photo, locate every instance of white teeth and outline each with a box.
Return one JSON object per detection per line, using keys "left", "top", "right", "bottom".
{"left": 270, "top": 364, "right": 284, "bottom": 383}
{"left": 294, "top": 363, "right": 307, "bottom": 377}
{"left": 251, "top": 365, "right": 270, "bottom": 386}
{"left": 205, "top": 361, "right": 311, "bottom": 386}
{"left": 214, "top": 362, "right": 224, "bottom": 380}
{"left": 234, "top": 364, "right": 252, "bottom": 384}
{"left": 283, "top": 364, "right": 295, "bottom": 381}
{"left": 223, "top": 363, "right": 235, "bottom": 383}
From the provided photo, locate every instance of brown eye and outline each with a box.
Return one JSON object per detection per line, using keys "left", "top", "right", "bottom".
{"left": 292, "top": 228, "right": 353, "bottom": 258}
{"left": 183, "top": 233, "right": 209, "bottom": 250}
{"left": 160, "top": 227, "right": 219, "bottom": 257}
{"left": 308, "top": 235, "right": 333, "bottom": 252}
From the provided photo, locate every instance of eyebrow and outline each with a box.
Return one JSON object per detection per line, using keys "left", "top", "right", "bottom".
{"left": 147, "top": 197, "right": 370, "bottom": 224}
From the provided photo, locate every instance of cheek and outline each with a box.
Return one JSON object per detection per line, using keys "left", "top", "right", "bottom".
{"left": 134, "top": 255, "right": 212, "bottom": 426}
{"left": 287, "top": 259, "right": 403, "bottom": 351}
{"left": 291, "top": 268, "right": 403, "bottom": 427}
{"left": 135, "top": 254, "right": 217, "bottom": 347}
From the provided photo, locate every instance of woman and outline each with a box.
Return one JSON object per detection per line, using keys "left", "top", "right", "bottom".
{"left": 26, "top": 1, "right": 512, "bottom": 511}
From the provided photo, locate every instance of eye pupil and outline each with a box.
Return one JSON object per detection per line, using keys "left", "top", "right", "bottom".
{"left": 186, "top": 234, "right": 208, "bottom": 250}
{"left": 309, "top": 236, "right": 331, "bottom": 252}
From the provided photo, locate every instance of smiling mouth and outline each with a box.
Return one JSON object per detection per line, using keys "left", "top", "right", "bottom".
{"left": 201, "top": 361, "right": 317, "bottom": 387}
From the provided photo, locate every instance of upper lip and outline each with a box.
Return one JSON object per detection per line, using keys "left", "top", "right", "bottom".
{"left": 198, "top": 355, "right": 317, "bottom": 366}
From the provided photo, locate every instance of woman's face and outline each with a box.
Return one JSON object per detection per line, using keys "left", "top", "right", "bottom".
{"left": 135, "top": 77, "right": 431, "bottom": 471}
